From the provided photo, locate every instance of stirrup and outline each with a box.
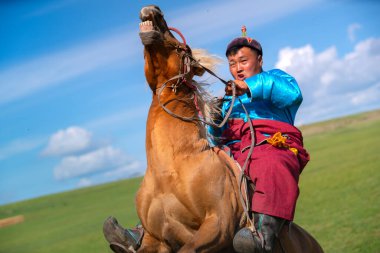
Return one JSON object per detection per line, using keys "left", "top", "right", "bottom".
{"left": 233, "top": 227, "right": 263, "bottom": 253}
{"left": 125, "top": 224, "right": 144, "bottom": 249}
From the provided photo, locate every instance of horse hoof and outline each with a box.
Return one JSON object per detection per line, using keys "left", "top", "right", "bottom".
{"left": 233, "top": 228, "right": 262, "bottom": 253}
{"left": 103, "top": 217, "right": 130, "bottom": 252}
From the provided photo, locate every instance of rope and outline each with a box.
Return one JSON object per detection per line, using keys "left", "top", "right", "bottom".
{"left": 156, "top": 51, "right": 236, "bottom": 129}
{"left": 237, "top": 99, "right": 256, "bottom": 231}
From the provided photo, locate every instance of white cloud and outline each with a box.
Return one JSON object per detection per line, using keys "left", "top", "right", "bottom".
{"left": 43, "top": 126, "right": 93, "bottom": 156}
{"left": 275, "top": 37, "right": 380, "bottom": 124}
{"left": 348, "top": 23, "right": 361, "bottom": 42}
{"left": 103, "top": 161, "right": 143, "bottom": 179}
{"left": 77, "top": 178, "right": 93, "bottom": 188}
{"left": 54, "top": 146, "right": 129, "bottom": 180}
{"left": 350, "top": 82, "right": 380, "bottom": 106}
{"left": 74, "top": 161, "right": 144, "bottom": 188}
{"left": 0, "top": 137, "right": 45, "bottom": 160}
{"left": 296, "top": 85, "right": 380, "bottom": 125}
{"left": 45, "top": 125, "right": 144, "bottom": 181}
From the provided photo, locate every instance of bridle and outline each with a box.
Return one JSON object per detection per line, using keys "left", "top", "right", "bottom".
{"left": 156, "top": 27, "right": 237, "bottom": 129}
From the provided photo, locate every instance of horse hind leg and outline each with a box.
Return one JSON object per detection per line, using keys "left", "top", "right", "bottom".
{"left": 177, "top": 215, "right": 234, "bottom": 253}
{"left": 137, "top": 232, "right": 172, "bottom": 253}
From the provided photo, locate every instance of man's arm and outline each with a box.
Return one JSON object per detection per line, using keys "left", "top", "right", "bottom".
{"left": 245, "top": 69, "right": 303, "bottom": 109}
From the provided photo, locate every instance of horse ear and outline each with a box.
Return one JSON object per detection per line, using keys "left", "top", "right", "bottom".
{"left": 193, "top": 65, "right": 206, "bottom": 76}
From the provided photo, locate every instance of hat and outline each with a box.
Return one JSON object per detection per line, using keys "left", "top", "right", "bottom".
{"left": 225, "top": 26, "right": 262, "bottom": 56}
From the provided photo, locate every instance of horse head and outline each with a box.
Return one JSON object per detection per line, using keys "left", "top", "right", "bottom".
{"left": 139, "top": 5, "right": 206, "bottom": 93}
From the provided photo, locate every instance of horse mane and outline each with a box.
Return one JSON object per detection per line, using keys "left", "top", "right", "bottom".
{"left": 190, "top": 49, "right": 224, "bottom": 143}
{"left": 183, "top": 49, "right": 223, "bottom": 145}
{"left": 192, "top": 48, "right": 222, "bottom": 73}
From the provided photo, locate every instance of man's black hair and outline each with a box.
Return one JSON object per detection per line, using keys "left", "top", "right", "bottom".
{"left": 226, "top": 45, "right": 263, "bottom": 57}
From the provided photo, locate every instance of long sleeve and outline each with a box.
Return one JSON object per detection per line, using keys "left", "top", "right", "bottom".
{"left": 207, "top": 69, "right": 303, "bottom": 146}
{"left": 245, "top": 69, "right": 303, "bottom": 109}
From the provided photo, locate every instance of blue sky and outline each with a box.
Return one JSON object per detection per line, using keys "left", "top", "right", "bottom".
{"left": 1, "top": 0, "right": 379, "bottom": 205}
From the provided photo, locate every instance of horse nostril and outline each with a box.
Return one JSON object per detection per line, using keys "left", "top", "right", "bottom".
{"left": 139, "top": 10, "right": 149, "bottom": 21}
{"left": 140, "top": 5, "right": 163, "bottom": 21}
{"left": 140, "top": 6, "right": 153, "bottom": 21}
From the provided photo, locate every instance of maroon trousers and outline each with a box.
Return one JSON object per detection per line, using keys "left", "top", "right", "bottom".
{"left": 222, "top": 119, "right": 310, "bottom": 221}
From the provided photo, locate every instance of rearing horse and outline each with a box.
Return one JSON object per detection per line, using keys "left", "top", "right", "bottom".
{"left": 135, "top": 5, "right": 323, "bottom": 253}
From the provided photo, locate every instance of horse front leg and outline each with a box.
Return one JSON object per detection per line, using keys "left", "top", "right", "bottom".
{"left": 177, "top": 215, "right": 234, "bottom": 253}
{"left": 137, "top": 232, "right": 172, "bottom": 253}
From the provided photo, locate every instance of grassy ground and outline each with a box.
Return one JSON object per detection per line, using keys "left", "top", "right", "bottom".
{"left": 0, "top": 179, "right": 141, "bottom": 253}
{"left": 296, "top": 110, "right": 380, "bottom": 253}
{"left": 0, "top": 110, "right": 379, "bottom": 253}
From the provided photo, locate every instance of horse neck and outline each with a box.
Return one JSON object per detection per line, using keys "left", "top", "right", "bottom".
{"left": 144, "top": 45, "right": 178, "bottom": 91}
{"left": 146, "top": 90, "right": 209, "bottom": 163}
{"left": 144, "top": 46, "right": 210, "bottom": 167}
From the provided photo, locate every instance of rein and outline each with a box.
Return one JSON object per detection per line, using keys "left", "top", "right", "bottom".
{"left": 157, "top": 26, "right": 236, "bottom": 128}
{"left": 158, "top": 27, "right": 257, "bottom": 232}
{"left": 156, "top": 48, "right": 236, "bottom": 129}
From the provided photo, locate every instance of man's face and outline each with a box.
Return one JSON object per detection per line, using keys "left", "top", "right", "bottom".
{"left": 228, "top": 47, "right": 263, "bottom": 81}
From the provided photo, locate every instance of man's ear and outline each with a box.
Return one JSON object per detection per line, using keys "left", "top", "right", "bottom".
{"left": 258, "top": 55, "right": 263, "bottom": 67}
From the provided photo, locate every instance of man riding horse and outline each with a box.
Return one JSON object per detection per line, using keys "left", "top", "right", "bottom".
{"left": 211, "top": 32, "right": 310, "bottom": 253}
{"left": 104, "top": 5, "right": 315, "bottom": 253}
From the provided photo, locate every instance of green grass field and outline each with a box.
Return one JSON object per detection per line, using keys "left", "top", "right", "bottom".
{"left": 1, "top": 110, "right": 379, "bottom": 253}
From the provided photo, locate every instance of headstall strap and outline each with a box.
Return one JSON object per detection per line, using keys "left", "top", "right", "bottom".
{"left": 170, "top": 50, "right": 196, "bottom": 93}
{"left": 168, "top": 27, "right": 187, "bottom": 48}
{"left": 183, "top": 55, "right": 191, "bottom": 75}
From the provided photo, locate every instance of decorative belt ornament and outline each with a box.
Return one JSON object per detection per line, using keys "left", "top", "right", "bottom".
{"left": 267, "top": 132, "right": 298, "bottom": 156}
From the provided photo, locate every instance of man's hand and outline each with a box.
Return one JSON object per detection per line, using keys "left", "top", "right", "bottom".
{"left": 225, "top": 80, "right": 249, "bottom": 96}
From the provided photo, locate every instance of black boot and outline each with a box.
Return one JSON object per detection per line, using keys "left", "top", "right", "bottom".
{"left": 233, "top": 213, "right": 285, "bottom": 253}
{"left": 103, "top": 216, "right": 144, "bottom": 253}
{"left": 255, "top": 213, "right": 285, "bottom": 252}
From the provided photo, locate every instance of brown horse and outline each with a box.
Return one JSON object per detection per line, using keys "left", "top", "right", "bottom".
{"left": 135, "top": 5, "right": 323, "bottom": 253}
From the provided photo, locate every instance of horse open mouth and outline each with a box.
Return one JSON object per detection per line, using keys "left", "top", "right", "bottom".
{"left": 139, "top": 5, "right": 171, "bottom": 45}
{"left": 139, "top": 20, "right": 155, "bottom": 33}
{"left": 139, "top": 20, "right": 163, "bottom": 45}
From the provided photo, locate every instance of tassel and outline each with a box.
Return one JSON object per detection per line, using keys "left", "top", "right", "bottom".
{"left": 267, "top": 132, "right": 298, "bottom": 155}
{"left": 241, "top": 25, "right": 247, "bottom": 37}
